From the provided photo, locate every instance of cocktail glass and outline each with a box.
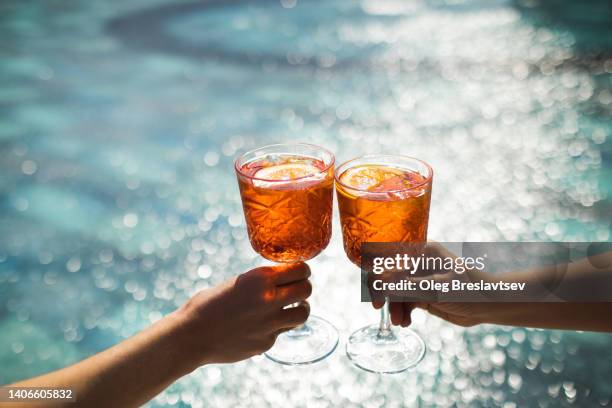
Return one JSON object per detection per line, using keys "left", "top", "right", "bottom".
{"left": 335, "top": 154, "right": 433, "bottom": 373}
{"left": 235, "top": 143, "right": 338, "bottom": 365}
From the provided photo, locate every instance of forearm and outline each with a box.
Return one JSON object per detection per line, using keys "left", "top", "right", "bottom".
{"left": 10, "top": 310, "right": 198, "bottom": 408}
{"left": 477, "top": 302, "right": 612, "bottom": 332}
{"left": 3, "top": 263, "right": 310, "bottom": 408}
{"left": 479, "top": 252, "right": 612, "bottom": 332}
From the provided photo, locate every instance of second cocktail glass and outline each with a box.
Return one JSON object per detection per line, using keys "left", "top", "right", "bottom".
{"left": 335, "top": 154, "right": 433, "bottom": 373}
{"left": 235, "top": 143, "right": 338, "bottom": 365}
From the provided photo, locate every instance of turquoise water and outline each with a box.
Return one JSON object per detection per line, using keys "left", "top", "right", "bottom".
{"left": 1, "top": 0, "right": 611, "bottom": 406}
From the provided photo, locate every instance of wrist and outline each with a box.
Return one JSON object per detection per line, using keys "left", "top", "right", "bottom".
{"left": 171, "top": 301, "right": 220, "bottom": 368}
{"left": 162, "top": 307, "right": 210, "bottom": 375}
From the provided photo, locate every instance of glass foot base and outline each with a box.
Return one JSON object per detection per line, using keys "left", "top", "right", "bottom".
{"left": 346, "top": 324, "right": 426, "bottom": 373}
{"left": 265, "top": 315, "right": 338, "bottom": 365}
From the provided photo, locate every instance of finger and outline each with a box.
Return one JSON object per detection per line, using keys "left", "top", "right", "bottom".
{"left": 372, "top": 299, "right": 385, "bottom": 309}
{"left": 366, "top": 270, "right": 385, "bottom": 306}
{"left": 389, "top": 302, "right": 404, "bottom": 326}
{"left": 275, "top": 279, "right": 312, "bottom": 306}
{"left": 270, "top": 262, "right": 311, "bottom": 286}
{"left": 257, "top": 335, "right": 277, "bottom": 353}
{"left": 413, "top": 302, "right": 431, "bottom": 312}
{"left": 274, "top": 301, "right": 310, "bottom": 329}
{"left": 402, "top": 303, "right": 415, "bottom": 327}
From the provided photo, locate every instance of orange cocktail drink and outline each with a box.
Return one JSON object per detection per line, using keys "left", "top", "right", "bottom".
{"left": 336, "top": 162, "right": 432, "bottom": 266}
{"left": 236, "top": 153, "right": 333, "bottom": 263}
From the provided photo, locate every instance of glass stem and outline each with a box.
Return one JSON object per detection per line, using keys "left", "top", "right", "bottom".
{"left": 378, "top": 297, "right": 392, "bottom": 338}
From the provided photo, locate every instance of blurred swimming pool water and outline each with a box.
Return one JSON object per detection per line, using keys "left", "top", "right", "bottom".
{"left": 0, "top": 0, "right": 611, "bottom": 406}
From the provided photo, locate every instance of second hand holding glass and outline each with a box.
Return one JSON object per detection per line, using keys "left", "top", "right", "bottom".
{"left": 335, "top": 155, "right": 433, "bottom": 373}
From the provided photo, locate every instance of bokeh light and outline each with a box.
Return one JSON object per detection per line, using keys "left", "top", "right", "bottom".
{"left": 0, "top": 0, "right": 611, "bottom": 406}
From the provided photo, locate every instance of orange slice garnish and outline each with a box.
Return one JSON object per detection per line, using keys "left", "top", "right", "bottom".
{"left": 339, "top": 165, "right": 405, "bottom": 191}
{"left": 253, "top": 163, "right": 322, "bottom": 188}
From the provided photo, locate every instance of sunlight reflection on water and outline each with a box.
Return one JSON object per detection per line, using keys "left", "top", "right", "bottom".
{"left": 0, "top": 0, "right": 611, "bottom": 406}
